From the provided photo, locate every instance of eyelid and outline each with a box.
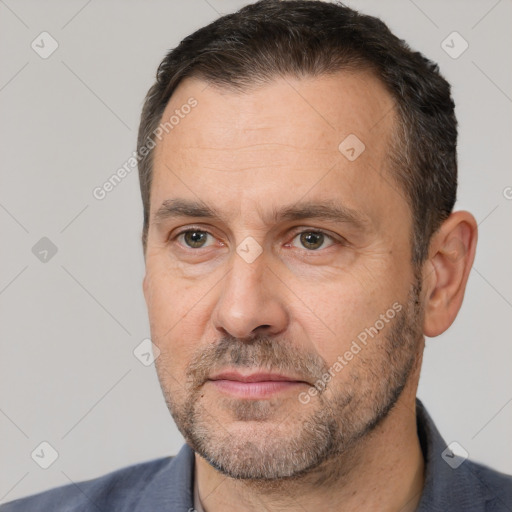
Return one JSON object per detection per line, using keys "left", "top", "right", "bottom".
{"left": 171, "top": 225, "right": 218, "bottom": 248}
{"left": 287, "top": 226, "right": 345, "bottom": 245}
{"left": 289, "top": 226, "right": 331, "bottom": 237}
{"left": 170, "top": 225, "right": 215, "bottom": 239}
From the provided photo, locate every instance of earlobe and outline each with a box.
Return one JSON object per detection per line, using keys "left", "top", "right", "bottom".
{"left": 423, "top": 211, "right": 478, "bottom": 337}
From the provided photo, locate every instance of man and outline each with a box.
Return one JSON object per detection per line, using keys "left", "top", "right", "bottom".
{"left": 2, "top": 0, "right": 511, "bottom": 510}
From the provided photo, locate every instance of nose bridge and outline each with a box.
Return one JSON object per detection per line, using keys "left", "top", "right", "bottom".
{"left": 212, "top": 249, "right": 288, "bottom": 339}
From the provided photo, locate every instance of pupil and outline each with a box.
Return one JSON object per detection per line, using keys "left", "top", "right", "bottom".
{"left": 301, "top": 232, "right": 323, "bottom": 250}
{"left": 186, "top": 231, "right": 206, "bottom": 248}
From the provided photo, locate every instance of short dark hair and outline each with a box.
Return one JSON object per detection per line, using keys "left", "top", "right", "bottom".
{"left": 137, "top": 0, "right": 457, "bottom": 265}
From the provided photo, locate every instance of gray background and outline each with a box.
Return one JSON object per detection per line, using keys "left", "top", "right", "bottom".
{"left": 1, "top": 0, "right": 511, "bottom": 503}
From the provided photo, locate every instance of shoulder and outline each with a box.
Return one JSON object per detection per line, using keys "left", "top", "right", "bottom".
{"left": 415, "top": 399, "right": 512, "bottom": 511}
{"left": 0, "top": 456, "right": 175, "bottom": 512}
{"left": 465, "top": 459, "right": 512, "bottom": 511}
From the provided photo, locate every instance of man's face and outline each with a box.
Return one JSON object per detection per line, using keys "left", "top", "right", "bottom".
{"left": 143, "top": 71, "right": 425, "bottom": 479}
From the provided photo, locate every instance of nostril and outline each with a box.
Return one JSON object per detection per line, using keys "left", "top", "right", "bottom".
{"left": 253, "top": 325, "right": 271, "bottom": 333}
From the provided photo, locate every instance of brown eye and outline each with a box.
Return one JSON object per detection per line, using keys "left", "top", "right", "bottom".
{"left": 180, "top": 230, "right": 212, "bottom": 248}
{"left": 292, "top": 231, "right": 334, "bottom": 251}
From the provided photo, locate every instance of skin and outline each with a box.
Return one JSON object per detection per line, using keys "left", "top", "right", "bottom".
{"left": 142, "top": 70, "right": 478, "bottom": 511}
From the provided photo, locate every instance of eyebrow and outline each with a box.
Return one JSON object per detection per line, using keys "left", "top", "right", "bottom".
{"left": 153, "top": 198, "right": 370, "bottom": 231}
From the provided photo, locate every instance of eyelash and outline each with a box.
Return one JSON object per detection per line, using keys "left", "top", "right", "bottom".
{"left": 170, "top": 226, "right": 342, "bottom": 251}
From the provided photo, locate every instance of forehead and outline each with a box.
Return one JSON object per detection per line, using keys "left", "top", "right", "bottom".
{"left": 150, "top": 70, "right": 406, "bottom": 230}
{"left": 155, "top": 69, "right": 395, "bottom": 161}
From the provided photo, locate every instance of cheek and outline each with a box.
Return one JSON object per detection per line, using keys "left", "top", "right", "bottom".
{"left": 144, "top": 265, "right": 213, "bottom": 365}
{"left": 145, "top": 260, "right": 198, "bottom": 320}
{"left": 304, "top": 266, "right": 402, "bottom": 363}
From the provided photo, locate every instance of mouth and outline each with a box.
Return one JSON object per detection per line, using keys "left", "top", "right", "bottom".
{"left": 207, "top": 370, "right": 310, "bottom": 399}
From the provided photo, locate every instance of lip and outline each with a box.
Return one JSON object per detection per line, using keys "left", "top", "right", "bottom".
{"left": 209, "top": 371, "right": 307, "bottom": 383}
{"left": 207, "top": 371, "right": 309, "bottom": 399}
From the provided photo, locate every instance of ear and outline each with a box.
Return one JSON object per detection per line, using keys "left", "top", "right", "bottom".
{"left": 422, "top": 211, "right": 478, "bottom": 337}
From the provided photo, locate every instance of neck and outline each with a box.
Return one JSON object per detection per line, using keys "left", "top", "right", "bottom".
{"left": 195, "top": 377, "right": 424, "bottom": 512}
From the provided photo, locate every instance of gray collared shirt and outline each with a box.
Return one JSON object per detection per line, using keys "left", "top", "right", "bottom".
{"left": 1, "top": 399, "right": 511, "bottom": 511}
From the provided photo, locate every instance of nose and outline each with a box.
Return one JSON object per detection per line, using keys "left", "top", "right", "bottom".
{"left": 211, "top": 252, "right": 289, "bottom": 340}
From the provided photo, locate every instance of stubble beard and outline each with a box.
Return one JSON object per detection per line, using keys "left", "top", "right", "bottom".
{"left": 156, "top": 278, "right": 424, "bottom": 482}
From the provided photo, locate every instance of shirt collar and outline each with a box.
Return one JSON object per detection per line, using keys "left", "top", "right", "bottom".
{"left": 415, "top": 398, "right": 492, "bottom": 511}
